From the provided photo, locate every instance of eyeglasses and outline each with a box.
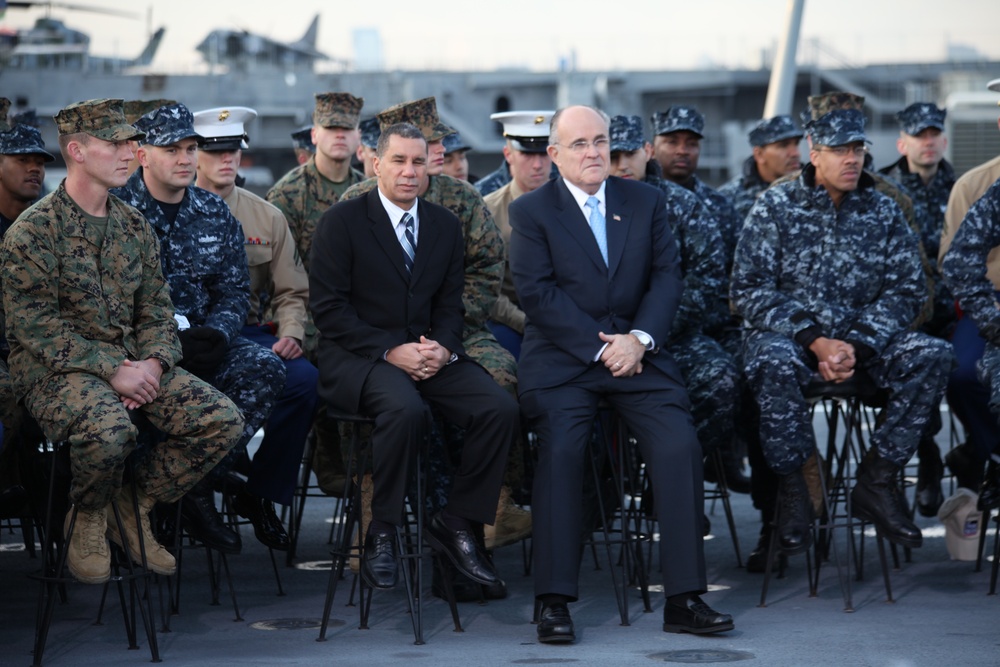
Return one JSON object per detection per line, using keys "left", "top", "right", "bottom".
{"left": 818, "top": 145, "right": 868, "bottom": 158}
{"left": 558, "top": 137, "right": 610, "bottom": 153}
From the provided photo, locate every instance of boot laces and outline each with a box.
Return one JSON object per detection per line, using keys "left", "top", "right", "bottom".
{"left": 79, "top": 510, "right": 109, "bottom": 557}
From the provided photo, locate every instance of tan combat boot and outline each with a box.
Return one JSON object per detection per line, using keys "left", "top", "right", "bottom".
{"left": 106, "top": 485, "right": 176, "bottom": 576}
{"left": 65, "top": 506, "right": 111, "bottom": 584}
{"left": 484, "top": 485, "right": 532, "bottom": 550}
{"left": 348, "top": 473, "right": 373, "bottom": 573}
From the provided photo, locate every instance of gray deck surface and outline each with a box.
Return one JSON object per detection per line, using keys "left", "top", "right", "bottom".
{"left": 2, "top": 420, "right": 998, "bottom": 667}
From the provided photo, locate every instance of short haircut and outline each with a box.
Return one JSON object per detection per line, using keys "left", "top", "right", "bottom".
{"left": 549, "top": 105, "right": 610, "bottom": 146}
{"left": 57, "top": 132, "right": 90, "bottom": 161}
{"left": 376, "top": 122, "right": 426, "bottom": 158}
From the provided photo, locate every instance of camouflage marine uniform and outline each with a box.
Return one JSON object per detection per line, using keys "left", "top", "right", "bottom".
{"left": 1, "top": 182, "right": 243, "bottom": 509}
{"left": 732, "top": 160, "right": 953, "bottom": 475}
{"left": 115, "top": 168, "right": 284, "bottom": 457}
{"left": 266, "top": 155, "right": 366, "bottom": 273}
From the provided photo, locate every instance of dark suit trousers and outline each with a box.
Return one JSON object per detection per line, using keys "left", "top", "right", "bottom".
{"left": 521, "top": 363, "right": 707, "bottom": 600}
{"left": 359, "top": 359, "right": 518, "bottom": 526}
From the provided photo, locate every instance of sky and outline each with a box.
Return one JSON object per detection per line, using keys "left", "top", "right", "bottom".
{"left": 3, "top": 0, "right": 1000, "bottom": 72}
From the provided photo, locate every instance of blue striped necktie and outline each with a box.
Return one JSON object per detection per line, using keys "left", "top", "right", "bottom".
{"left": 586, "top": 196, "right": 608, "bottom": 265}
{"left": 400, "top": 212, "right": 416, "bottom": 274}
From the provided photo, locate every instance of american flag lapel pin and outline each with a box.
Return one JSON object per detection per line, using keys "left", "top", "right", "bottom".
{"left": 612, "top": 214, "right": 621, "bottom": 221}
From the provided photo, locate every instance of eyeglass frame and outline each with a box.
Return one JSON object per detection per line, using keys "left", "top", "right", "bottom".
{"left": 555, "top": 137, "right": 611, "bottom": 154}
{"left": 815, "top": 144, "right": 868, "bottom": 158}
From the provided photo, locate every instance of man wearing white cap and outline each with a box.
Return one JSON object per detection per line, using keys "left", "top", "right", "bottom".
{"left": 484, "top": 110, "right": 554, "bottom": 360}
{"left": 192, "top": 106, "right": 318, "bottom": 549}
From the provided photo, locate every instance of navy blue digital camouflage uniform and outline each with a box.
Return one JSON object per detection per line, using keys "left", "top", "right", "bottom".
{"left": 878, "top": 103, "right": 957, "bottom": 337}
{"left": 648, "top": 175, "right": 739, "bottom": 457}
{"left": 719, "top": 114, "right": 804, "bottom": 228}
{"left": 718, "top": 158, "right": 769, "bottom": 228}
{"left": 115, "top": 169, "right": 285, "bottom": 458}
{"left": 941, "top": 178, "right": 1000, "bottom": 451}
{"left": 732, "top": 149, "right": 953, "bottom": 474}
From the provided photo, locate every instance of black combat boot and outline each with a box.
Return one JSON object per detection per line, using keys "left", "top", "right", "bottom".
{"left": 181, "top": 480, "right": 242, "bottom": 554}
{"left": 777, "top": 470, "right": 812, "bottom": 555}
{"left": 851, "top": 451, "right": 922, "bottom": 549}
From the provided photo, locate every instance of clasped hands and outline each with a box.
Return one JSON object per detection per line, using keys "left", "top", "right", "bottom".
{"left": 110, "top": 358, "right": 163, "bottom": 410}
{"left": 809, "top": 336, "right": 856, "bottom": 383}
{"left": 387, "top": 335, "right": 451, "bottom": 382}
{"left": 599, "top": 331, "right": 645, "bottom": 378}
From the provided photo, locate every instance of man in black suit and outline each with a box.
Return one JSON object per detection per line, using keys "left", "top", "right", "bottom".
{"left": 310, "top": 122, "right": 518, "bottom": 591}
{"left": 510, "top": 105, "right": 733, "bottom": 642}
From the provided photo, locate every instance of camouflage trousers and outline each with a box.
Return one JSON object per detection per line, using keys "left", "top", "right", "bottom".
{"left": 24, "top": 368, "right": 244, "bottom": 511}
{"left": 743, "top": 329, "right": 953, "bottom": 475}
{"left": 669, "top": 332, "right": 739, "bottom": 456}
{"left": 204, "top": 335, "right": 286, "bottom": 455}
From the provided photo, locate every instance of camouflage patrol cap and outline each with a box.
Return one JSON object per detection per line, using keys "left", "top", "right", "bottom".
{"left": 895, "top": 102, "right": 946, "bottom": 136}
{"left": 134, "top": 102, "right": 201, "bottom": 147}
{"left": 490, "top": 110, "right": 553, "bottom": 153}
{"left": 0, "top": 98, "right": 10, "bottom": 132}
{"left": 359, "top": 117, "right": 381, "bottom": 148}
{"left": 442, "top": 130, "right": 471, "bottom": 154}
{"left": 651, "top": 105, "right": 704, "bottom": 138}
{"left": 378, "top": 97, "right": 455, "bottom": 143}
{"left": 609, "top": 115, "right": 646, "bottom": 152}
{"left": 54, "top": 99, "right": 145, "bottom": 142}
{"left": 748, "top": 115, "right": 803, "bottom": 147}
{"left": 313, "top": 92, "right": 363, "bottom": 129}
{"left": 124, "top": 99, "right": 176, "bottom": 125}
{"left": 806, "top": 108, "right": 868, "bottom": 147}
{"left": 0, "top": 124, "right": 55, "bottom": 162}
{"left": 291, "top": 125, "right": 314, "bottom": 152}
{"left": 805, "top": 92, "right": 865, "bottom": 123}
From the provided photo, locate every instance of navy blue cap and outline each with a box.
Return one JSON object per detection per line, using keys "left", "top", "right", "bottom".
{"left": 442, "top": 130, "right": 470, "bottom": 154}
{"left": 895, "top": 102, "right": 946, "bottom": 136}
{"left": 134, "top": 103, "right": 201, "bottom": 147}
{"left": 0, "top": 124, "right": 55, "bottom": 162}
{"left": 609, "top": 115, "right": 646, "bottom": 152}
{"left": 359, "top": 117, "right": 380, "bottom": 149}
{"left": 651, "top": 105, "right": 704, "bottom": 138}
{"left": 748, "top": 115, "right": 802, "bottom": 147}
{"left": 806, "top": 109, "right": 868, "bottom": 147}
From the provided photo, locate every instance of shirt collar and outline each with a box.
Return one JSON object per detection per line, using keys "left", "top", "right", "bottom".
{"left": 563, "top": 178, "right": 607, "bottom": 212}
{"left": 376, "top": 187, "right": 418, "bottom": 226}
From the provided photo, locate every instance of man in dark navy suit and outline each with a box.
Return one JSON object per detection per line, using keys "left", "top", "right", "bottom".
{"left": 309, "top": 122, "right": 518, "bottom": 591}
{"left": 510, "top": 105, "right": 733, "bottom": 643}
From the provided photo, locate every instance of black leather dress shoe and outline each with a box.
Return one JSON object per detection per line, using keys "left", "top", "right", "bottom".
{"left": 663, "top": 595, "right": 734, "bottom": 634}
{"left": 432, "top": 558, "right": 507, "bottom": 603}
{"left": 230, "top": 484, "right": 290, "bottom": 551}
{"left": 537, "top": 602, "right": 575, "bottom": 643}
{"left": 181, "top": 483, "right": 242, "bottom": 554}
{"left": 425, "top": 514, "right": 499, "bottom": 586}
{"left": 361, "top": 530, "right": 398, "bottom": 589}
